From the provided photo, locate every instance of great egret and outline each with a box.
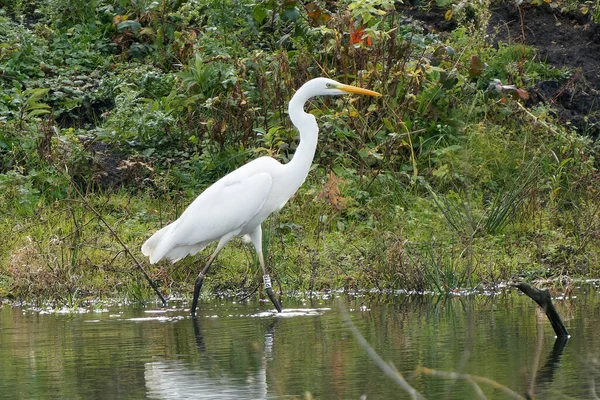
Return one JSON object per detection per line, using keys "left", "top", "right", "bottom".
{"left": 141, "top": 77, "right": 381, "bottom": 316}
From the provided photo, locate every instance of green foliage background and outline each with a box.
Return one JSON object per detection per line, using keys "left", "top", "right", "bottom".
{"left": 1, "top": 0, "right": 599, "bottom": 305}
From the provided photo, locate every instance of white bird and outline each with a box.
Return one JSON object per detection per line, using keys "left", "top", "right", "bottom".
{"left": 141, "top": 77, "right": 381, "bottom": 316}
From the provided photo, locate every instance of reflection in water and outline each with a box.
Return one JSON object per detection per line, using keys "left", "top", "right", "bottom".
{"left": 535, "top": 336, "right": 568, "bottom": 391}
{"left": 145, "top": 317, "right": 279, "bottom": 399}
{"left": 192, "top": 317, "right": 206, "bottom": 352}
{"left": 145, "top": 360, "right": 267, "bottom": 400}
{"left": 264, "top": 319, "right": 276, "bottom": 361}
{"left": 1, "top": 289, "right": 600, "bottom": 399}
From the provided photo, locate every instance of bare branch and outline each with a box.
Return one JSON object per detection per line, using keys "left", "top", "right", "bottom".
{"left": 64, "top": 170, "right": 167, "bottom": 306}
{"left": 512, "top": 282, "right": 569, "bottom": 337}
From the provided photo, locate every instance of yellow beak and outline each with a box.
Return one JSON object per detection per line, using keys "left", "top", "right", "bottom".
{"left": 337, "top": 84, "right": 382, "bottom": 97}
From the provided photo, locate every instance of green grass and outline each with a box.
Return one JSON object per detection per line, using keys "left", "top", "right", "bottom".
{"left": 1, "top": 0, "right": 600, "bottom": 304}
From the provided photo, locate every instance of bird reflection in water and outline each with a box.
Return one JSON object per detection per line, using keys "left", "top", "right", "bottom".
{"left": 144, "top": 317, "right": 279, "bottom": 399}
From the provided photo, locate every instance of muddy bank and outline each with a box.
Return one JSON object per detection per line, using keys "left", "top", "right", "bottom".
{"left": 401, "top": 1, "right": 600, "bottom": 137}
{"left": 491, "top": 2, "right": 600, "bottom": 137}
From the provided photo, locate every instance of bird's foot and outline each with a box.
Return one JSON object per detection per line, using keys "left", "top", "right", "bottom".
{"left": 266, "top": 287, "right": 282, "bottom": 313}
{"left": 190, "top": 272, "right": 206, "bottom": 316}
{"left": 263, "top": 274, "right": 282, "bottom": 313}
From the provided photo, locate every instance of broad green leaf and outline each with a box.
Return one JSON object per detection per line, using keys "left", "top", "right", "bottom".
{"left": 117, "top": 20, "right": 141, "bottom": 32}
{"left": 282, "top": 7, "right": 300, "bottom": 21}
{"left": 26, "top": 109, "right": 51, "bottom": 117}
{"left": 253, "top": 5, "right": 268, "bottom": 23}
{"left": 26, "top": 103, "right": 51, "bottom": 110}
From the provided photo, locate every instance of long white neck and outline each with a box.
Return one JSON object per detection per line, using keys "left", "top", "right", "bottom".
{"left": 285, "top": 91, "right": 319, "bottom": 181}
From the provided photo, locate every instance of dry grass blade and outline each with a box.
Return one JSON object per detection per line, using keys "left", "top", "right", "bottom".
{"left": 339, "top": 303, "right": 426, "bottom": 400}
{"left": 415, "top": 366, "right": 526, "bottom": 400}
{"left": 470, "top": 380, "right": 487, "bottom": 399}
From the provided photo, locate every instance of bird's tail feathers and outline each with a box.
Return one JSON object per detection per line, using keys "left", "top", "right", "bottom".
{"left": 144, "top": 222, "right": 211, "bottom": 264}
{"left": 159, "top": 243, "right": 210, "bottom": 263}
{"left": 142, "top": 223, "right": 174, "bottom": 262}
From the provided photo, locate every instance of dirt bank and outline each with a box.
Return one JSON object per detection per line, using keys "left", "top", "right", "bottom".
{"left": 401, "top": 1, "right": 600, "bottom": 137}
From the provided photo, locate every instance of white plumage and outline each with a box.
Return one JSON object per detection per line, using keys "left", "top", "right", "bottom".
{"left": 141, "top": 77, "right": 381, "bottom": 315}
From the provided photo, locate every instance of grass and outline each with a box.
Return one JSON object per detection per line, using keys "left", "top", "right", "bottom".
{"left": 1, "top": 0, "right": 600, "bottom": 304}
{"left": 2, "top": 158, "right": 600, "bottom": 304}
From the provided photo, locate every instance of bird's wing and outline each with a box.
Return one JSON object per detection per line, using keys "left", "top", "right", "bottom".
{"left": 147, "top": 170, "right": 273, "bottom": 263}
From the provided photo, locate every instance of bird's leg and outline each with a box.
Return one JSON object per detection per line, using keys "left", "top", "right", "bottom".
{"left": 191, "top": 234, "right": 237, "bottom": 316}
{"left": 262, "top": 271, "right": 282, "bottom": 313}
{"left": 249, "top": 225, "right": 282, "bottom": 313}
{"left": 191, "top": 243, "right": 226, "bottom": 317}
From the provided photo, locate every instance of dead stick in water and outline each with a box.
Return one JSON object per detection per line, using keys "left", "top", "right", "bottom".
{"left": 65, "top": 172, "right": 168, "bottom": 307}
{"left": 512, "top": 282, "right": 569, "bottom": 337}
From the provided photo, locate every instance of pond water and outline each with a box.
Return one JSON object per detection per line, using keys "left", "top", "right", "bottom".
{"left": 1, "top": 286, "right": 599, "bottom": 400}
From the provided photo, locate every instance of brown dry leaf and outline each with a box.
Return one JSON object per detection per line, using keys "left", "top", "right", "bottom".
{"left": 306, "top": 2, "right": 331, "bottom": 25}
{"left": 469, "top": 55, "right": 486, "bottom": 77}
{"left": 317, "top": 172, "right": 347, "bottom": 210}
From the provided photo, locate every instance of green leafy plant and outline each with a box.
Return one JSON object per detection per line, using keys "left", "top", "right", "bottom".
{"left": 12, "top": 87, "right": 51, "bottom": 131}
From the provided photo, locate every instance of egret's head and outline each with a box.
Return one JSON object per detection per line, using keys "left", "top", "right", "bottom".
{"left": 303, "top": 77, "right": 382, "bottom": 98}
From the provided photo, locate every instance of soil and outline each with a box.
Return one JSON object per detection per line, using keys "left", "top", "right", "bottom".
{"left": 400, "top": 1, "right": 600, "bottom": 137}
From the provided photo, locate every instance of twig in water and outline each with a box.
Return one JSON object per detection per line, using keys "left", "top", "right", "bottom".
{"left": 591, "top": 376, "right": 600, "bottom": 400}
{"left": 469, "top": 380, "right": 487, "bottom": 399}
{"left": 65, "top": 171, "right": 167, "bottom": 306}
{"left": 236, "top": 284, "right": 260, "bottom": 303}
{"left": 339, "top": 303, "right": 426, "bottom": 400}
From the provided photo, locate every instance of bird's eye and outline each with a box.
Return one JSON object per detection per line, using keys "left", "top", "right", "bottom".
{"left": 325, "top": 83, "right": 334, "bottom": 89}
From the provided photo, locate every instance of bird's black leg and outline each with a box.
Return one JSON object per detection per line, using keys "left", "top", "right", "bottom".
{"left": 264, "top": 274, "right": 282, "bottom": 313}
{"left": 191, "top": 272, "right": 206, "bottom": 317}
{"left": 191, "top": 246, "right": 224, "bottom": 317}
{"left": 250, "top": 225, "right": 282, "bottom": 313}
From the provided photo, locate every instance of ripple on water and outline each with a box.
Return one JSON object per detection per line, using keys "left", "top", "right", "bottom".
{"left": 124, "top": 316, "right": 186, "bottom": 322}
{"left": 252, "top": 308, "right": 331, "bottom": 318}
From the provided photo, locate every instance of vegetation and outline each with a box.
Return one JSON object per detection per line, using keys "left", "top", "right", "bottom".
{"left": 1, "top": 0, "right": 599, "bottom": 306}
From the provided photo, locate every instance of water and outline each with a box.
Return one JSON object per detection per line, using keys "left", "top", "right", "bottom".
{"left": 1, "top": 286, "right": 599, "bottom": 400}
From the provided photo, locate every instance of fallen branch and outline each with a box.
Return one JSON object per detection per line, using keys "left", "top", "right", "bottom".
{"left": 512, "top": 282, "right": 569, "bottom": 337}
